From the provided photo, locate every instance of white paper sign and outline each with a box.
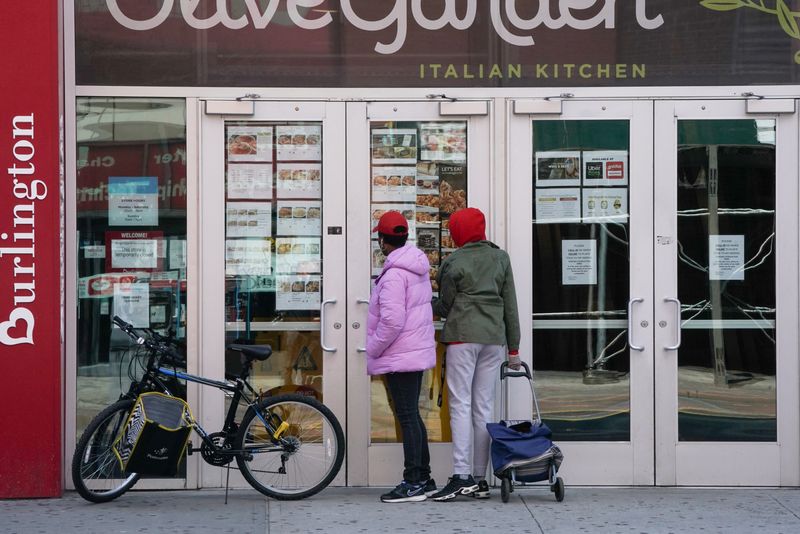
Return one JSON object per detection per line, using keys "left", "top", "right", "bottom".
{"left": 371, "top": 128, "right": 418, "bottom": 164}
{"left": 111, "top": 239, "right": 158, "bottom": 269}
{"left": 108, "top": 177, "right": 159, "bottom": 226}
{"left": 227, "top": 164, "right": 273, "bottom": 199}
{"left": 226, "top": 202, "right": 272, "bottom": 237}
{"left": 113, "top": 283, "right": 150, "bottom": 327}
{"left": 536, "top": 151, "right": 581, "bottom": 187}
{"left": 225, "top": 239, "right": 272, "bottom": 276}
{"left": 535, "top": 188, "right": 581, "bottom": 223}
{"left": 83, "top": 245, "right": 106, "bottom": 259}
{"left": 372, "top": 166, "right": 417, "bottom": 202}
{"left": 583, "top": 151, "right": 629, "bottom": 186}
{"left": 709, "top": 235, "right": 745, "bottom": 281}
{"left": 582, "top": 188, "right": 628, "bottom": 223}
{"left": 276, "top": 275, "right": 321, "bottom": 310}
{"left": 275, "top": 237, "right": 321, "bottom": 274}
{"left": 169, "top": 239, "right": 187, "bottom": 269}
{"left": 276, "top": 125, "right": 321, "bottom": 161}
{"left": 276, "top": 201, "right": 322, "bottom": 236}
{"left": 562, "top": 240, "right": 597, "bottom": 285}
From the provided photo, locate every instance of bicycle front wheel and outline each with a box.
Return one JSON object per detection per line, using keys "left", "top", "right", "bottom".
{"left": 71, "top": 399, "right": 140, "bottom": 503}
{"left": 235, "top": 394, "right": 344, "bottom": 500}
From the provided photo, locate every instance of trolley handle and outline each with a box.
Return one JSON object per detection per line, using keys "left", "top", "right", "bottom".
{"left": 500, "top": 360, "right": 532, "bottom": 380}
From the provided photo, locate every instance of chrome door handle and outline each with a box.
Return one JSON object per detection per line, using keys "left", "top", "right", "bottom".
{"left": 627, "top": 297, "right": 645, "bottom": 352}
{"left": 356, "top": 298, "right": 369, "bottom": 353}
{"left": 664, "top": 297, "right": 681, "bottom": 351}
{"left": 320, "top": 298, "right": 337, "bottom": 352}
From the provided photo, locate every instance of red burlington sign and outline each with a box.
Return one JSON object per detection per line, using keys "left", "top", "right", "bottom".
{"left": 0, "top": 1, "right": 62, "bottom": 497}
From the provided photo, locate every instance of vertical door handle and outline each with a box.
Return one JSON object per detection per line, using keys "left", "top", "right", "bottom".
{"left": 320, "top": 298, "right": 337, "bottom": 352}
{"left": 356, "top": 298, "right": 369, "bottom": 353}
{"left": 627, "top": 297, "right": 645, "bottom": 351}
{"left": 664, "top": 297, "right": 682, "bottom": 351}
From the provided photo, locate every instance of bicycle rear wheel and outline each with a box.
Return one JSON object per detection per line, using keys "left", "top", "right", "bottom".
{"left": 72, "top": 399, "right": 140, "bottom": 503}
{"left": 235, "top": 394, "right": 344, "bottom": 500}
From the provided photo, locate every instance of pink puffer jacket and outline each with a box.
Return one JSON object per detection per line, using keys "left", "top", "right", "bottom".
{"left": 366, "top": 244, "right": 436, "bottom": 375}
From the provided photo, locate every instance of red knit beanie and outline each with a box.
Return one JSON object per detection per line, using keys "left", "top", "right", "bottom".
{"left": 449, "top": 207, "right": 486, "bottom": 247}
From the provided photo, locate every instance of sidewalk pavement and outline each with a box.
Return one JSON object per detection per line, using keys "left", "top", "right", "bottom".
{"left": 3, "top": 486, "right": 800, "bottom": 534}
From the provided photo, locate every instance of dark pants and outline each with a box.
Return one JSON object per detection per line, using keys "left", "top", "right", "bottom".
{"left": 385, "top": 371, "right": 431, "bottom": 484}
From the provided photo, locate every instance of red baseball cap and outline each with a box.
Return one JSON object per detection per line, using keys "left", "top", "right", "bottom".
{"left": 372, "top": 210, "right": 409, "bottom": 236}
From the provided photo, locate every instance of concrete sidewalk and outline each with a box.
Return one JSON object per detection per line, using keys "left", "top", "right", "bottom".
{"left": 2, "top": 486, "right": 800, "bottom": 534}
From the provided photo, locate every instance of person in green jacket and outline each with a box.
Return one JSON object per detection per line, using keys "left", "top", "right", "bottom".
{"left": 430, "top": 207, "right": 521, "bottom": 502}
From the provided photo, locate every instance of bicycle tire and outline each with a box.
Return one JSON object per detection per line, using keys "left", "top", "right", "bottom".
{"left": 235, "top": 394, "right": 345, "bottom": 500}
{"left": 72, "top": 399, "right": 140, "bottom": 503}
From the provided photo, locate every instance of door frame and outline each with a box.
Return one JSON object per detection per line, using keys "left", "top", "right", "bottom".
{"left": 345, "top": 100, "right": 493, "bottom": 486}
{"left": 653, "top": 99, "right": 800, "bottom": 486}
{"left": 198, "top": 100, "right": 348, "bottom": 488}
{"left": 508, "top": 99, "right": 656, "bottom": 485}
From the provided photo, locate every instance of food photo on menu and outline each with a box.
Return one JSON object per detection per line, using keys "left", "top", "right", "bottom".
{"left": 371, "top": 240, "right": 386, "bottom": 276}
{"left": 371, "top": 128, "right": 418, "bottom": 164}
{"left": 372, "top": 166, "right": 417, "bottom": 202}
{"left": 276, "top": 275, "right": 321, "bottom": 310}
{"left": 225, "top": 238, "right": 272, "bottom": 277}
{"left": 275, "top": 237, "right": 321, "bottom": 274}
{"left": 227, "top": 126, "right": 273, "bottom": 162}
{"left": 276, "top": 125, "right": 322, "bottom": 161}
{"left": 420, "top": 122, "right": 467, "bottom": 162}
{"left": 225, "top": 202, "right": 272, "bottom": 238}
{"left": 276, "top": 200, "right": 322, "bottom": 236}
{"left": 276, "top": 163, "right": 322, "bottom": 198}
{"left": 438, "top": 164, "right": 467, "bottom": 215}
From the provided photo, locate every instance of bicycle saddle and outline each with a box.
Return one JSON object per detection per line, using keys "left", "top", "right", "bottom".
{"left": 228, "top": 344, "right": 273, "bottom": 362}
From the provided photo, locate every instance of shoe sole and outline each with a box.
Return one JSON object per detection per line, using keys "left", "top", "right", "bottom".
{"left": 432, "top": 484, "right": 479, "bottom": 502}
{"left": 468, "top": 490, "right": 490, "bottom": 499}
{"left": 381, "top": 494, "right": 427, "bottom": 503}
{"left": 424, "top": 490, "right": 438, "bottom": 497}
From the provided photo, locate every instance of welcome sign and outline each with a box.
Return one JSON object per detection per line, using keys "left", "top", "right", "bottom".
{"left": 76, "top": 0, "right": 800, "bottom": 87}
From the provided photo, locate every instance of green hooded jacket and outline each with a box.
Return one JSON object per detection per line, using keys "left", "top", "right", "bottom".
{"left": 432, "top": 240, "right": 520, "bottom": 351}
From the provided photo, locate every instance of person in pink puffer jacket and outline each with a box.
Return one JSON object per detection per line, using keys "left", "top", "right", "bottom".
{"left": 367, "top": 211, "right": 436, "bottom": 503}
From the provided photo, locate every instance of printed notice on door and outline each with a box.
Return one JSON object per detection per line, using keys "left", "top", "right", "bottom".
{"left": 535, "top": 188, "right": 581, "bottom": 224}
{"left": 562, "top": 240, "right": 597, "bottom": 285}
{"left": 535, "top": 151, "right": 581, "bottom": 187}
{"left": 583, "top": 151, "right": 628, "bottom": 186}
{"left": 108, "top": 177, "right": 159, "bottom": 226}
{"left": 709, "top": 235, "right": 745, "bottom": 281}
{"left": 113, "top": 282, "right": 150, "bottom": 328}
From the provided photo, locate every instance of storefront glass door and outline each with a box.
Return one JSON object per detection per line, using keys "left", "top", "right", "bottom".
{"left": 510, "top": 99, "right": 799, "bottom": 486}
{"left": 200, "top": 101, "right": 347, "bottom": 489}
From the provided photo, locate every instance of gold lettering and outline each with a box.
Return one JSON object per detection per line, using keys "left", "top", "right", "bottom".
{"left": 616, "top": 64, "right": 628, "bottom": 78}
{"left": 463, "top": 64, "right": 474, "bottom": 79}
{"left": 508, "top": 64, "right": 522, "bottom": 78}
{"left": 564, "top": 64, "right": 575, "bottom": 77}
{"left": 444, "top": 64, "right": 458, "bottom": 78}
{"left": 420, "top": 64, "right": 425, "bottom": 78}
{"left": 430, "top": 64, "right": 442, "bottom": 78}
{"left": 489, "top": 64, "right": 503, "bottom": 78}
{"left": 633, "top": 64, "right": 646, "bottom": 78}
{"left": 536, "top": 64, "right": 549, "bottom": 78}
{"left": 597, "top": 64, "right": 610, "bottom": 78}
{"left": 579, "top": 64, "right": 592, "bottom": 79}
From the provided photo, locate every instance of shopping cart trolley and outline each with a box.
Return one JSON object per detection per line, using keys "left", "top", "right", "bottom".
{"left": 487, "top": 361, "right": 565, "bottom": 503}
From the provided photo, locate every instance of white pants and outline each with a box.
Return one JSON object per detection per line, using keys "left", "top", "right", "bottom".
{"left": 445, "top": 343, "right": 505, "bottom": 477}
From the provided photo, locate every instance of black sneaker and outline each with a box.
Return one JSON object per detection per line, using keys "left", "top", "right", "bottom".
{"left": 468, "top": 479, "right": 490, "bottom": 499}
{"left": 380, "top": 481, "right": 427, "bottom": 503}
{"left": 431, "top": 476, "right": 479, "bottom": 502}
{"left": 422, "top": 478, "right": 437, "bottom": 497}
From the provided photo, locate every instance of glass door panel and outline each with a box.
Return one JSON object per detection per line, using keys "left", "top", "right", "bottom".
{"left": 654, "top": 100, "right": 799, "bottom": 486}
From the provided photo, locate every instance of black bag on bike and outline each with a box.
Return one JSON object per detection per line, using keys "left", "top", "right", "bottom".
{"left": 113, "top": 392, "right": 193, "bottom": 476}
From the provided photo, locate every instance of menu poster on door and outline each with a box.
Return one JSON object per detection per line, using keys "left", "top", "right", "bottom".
{"left": 582, "top": 188, "right": 628, "bottom": 223}
{"left": 583, "top": 151, "right": 628, "bottom": 186}
{"left": 439, "top": 165, "right": 467, "bottom": 215}
{"left": 371, "top": 129, "right": 418, "bottom": 164}
{"left": 276, "top": 201, "right": 322, "bottom": 235}
{"left": 225, "top": 239, "right": 272, "bottom": 276}
{"left": 420, "top": 122, "right": 467, "bottom": 162}
{"left": 276, "top": 125, "right": 321, "bottom": 161}
{"left": 226, "top": 202, "right": 272, "bottom": 237}
{"left": 709, "top": 235, "right": 745, "bottom": 281}
{"left": 106, "top": 230, "right": 163, "bottom": 272}
{"left": 276, "top": 163, "right": 322, "bottom": 199}
{"left": 372, "top": 166, "right": 417, "bottom": 202}
{"left": 276, "top": 237, "right": 321, "bottom": 274}
{"left": 371, "top": 240, "right": 386, "bottom": 276}
{"left": 371, "top": 203, "right": 417, "bottom": 239}
{"left": 113, "top": 282, "right": 150, "bottom": 327}
{"left": 535, "top": 188, "right": 581, "bottom": 224}
{"left": 562, "top": 240, "right": 597, "bottom": 286}
{"left": 108, "top": 176, "right": 158, "bottom": 226}
{"left": 227, "top": 164, "right": 273, "bottom": 199}
{"left": 536, "top": 151, "right": 581, "bottom": 187}
{"left": 227, "top": 126, "right": 273, "bottom": 162}
{"left": 277, "top": 275, "right": 321, "bottom": 310}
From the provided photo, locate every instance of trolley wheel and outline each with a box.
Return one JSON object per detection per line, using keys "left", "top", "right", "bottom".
{"left": 553, "top": 477, "right": 565, "bottom": 502}
{"left": 501, "top": 477, "right": 511, "bottom": 503}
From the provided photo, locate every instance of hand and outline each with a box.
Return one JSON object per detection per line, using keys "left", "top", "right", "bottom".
{"left": 507, "top": 352, "right": 521, "bottom": 371}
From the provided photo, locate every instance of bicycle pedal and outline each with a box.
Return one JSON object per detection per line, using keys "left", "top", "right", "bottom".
{"left": 186, "top": 441, "right": 194, "bottom": 455}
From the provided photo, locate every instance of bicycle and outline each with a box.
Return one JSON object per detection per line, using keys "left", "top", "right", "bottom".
{"left": 72, "top": 316, "right": 345, "bottom": 503}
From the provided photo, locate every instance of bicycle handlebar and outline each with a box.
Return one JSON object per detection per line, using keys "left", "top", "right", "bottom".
{"left": 113, "top": 315, "right": 186, "bottom": 368}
